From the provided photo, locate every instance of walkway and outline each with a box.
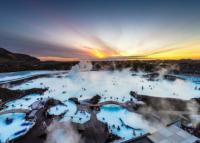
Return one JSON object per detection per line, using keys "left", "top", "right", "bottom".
{"left": 0, "top": 108, "right": 31, "bottom": 116}
{"left": 95, "top": 101, "right": 127, "bottom": 108}
{"left": 78, "top": 104, "right": 109, "bottom": 143}
{"left": 15, "top": 109, "right": 53, "bottom": 143}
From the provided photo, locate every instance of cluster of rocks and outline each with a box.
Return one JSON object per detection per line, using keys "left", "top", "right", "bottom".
{"left": 68, "top": 97, "right": 80, "bottom": 105}
{"left": 106, "top": 133, "right": 122, "bottom": 143}
{"left": 0, "top": 60, "right": 78, "bottom": 73}
{"left": 44, "top": 98, "right": 66, "bottom": 111}
{"left": 89, "top": 94, "right": 101, "bottom": 104}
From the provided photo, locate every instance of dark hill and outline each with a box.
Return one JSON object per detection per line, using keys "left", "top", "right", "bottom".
{"left": 0, "top": 48, "right": 40, "bottom": 63}
{"left": 179, "top": 58, "right": 193, "bottom": 61}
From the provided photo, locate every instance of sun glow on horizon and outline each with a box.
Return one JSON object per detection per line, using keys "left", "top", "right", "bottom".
{"left": 91, "top": 49, "right": 104, "bottom": 58}
{"left": 37, "top": 56, "right": 80, "bottom": 61}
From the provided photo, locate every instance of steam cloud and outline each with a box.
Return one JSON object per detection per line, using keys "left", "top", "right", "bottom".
{"left": 44, "top": 121, "right": 84, "bottom": 143}
{"left": 71, "top": 61, "right": 93, "bottom": 73}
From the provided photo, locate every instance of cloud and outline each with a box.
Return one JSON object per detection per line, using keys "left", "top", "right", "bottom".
{"left": 90, "top": 36, "right": 122, "bottom": 56}
{"left": 45, "top": 121, "right": 84, "bottom": 143}
{"left": 146, "top": 47, "right": 182, "bottom": 56}
{"left": 0, "top": 31, "right": 93, "bottom": 59}
{"left": 81, "top": 44, "right": 150, "bottom": 60}
{"left": 81, "top": 46, "right": 94, "bottom": 51}
{"left": 70, "top": 28, "right": 123, "bottom": 57}
{"left": 37, "top": 57, "right": 79, "bottom": 61}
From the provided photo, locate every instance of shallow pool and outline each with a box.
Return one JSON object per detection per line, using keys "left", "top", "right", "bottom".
{"left": 0, "top": 113, "right": 34, "bottom": 142}
{"left": 97, "top": 105, "right": 156, "bottom": 142}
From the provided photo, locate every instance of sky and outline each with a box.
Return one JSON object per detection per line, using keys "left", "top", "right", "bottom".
{"left": 0, "top": 0, "right": 200, "bottom": 61}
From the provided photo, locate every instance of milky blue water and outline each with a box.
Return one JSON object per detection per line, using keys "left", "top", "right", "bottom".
{"left": 0, "top": 113, "right": 34, "bottom": 142}
{"left": 1, "top": 70, "right": 200, "bottom": 142}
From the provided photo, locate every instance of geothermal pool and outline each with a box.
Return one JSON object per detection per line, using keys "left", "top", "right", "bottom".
{"left": 0, "top": 113, "right": 34, "bottom": 142}
{"left": 1, "top": 94, "right": 40, "bottom": 112}
{"left": 1, "top": 70, "right": 200, "bottom": 142}
{"left": 10, "top": 70, "right": 200, "bottom": 100}
{"left": 97, "top": 105, "right": 148, "bottom": 142}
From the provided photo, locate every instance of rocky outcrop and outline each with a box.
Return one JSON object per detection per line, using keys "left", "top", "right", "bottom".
{"left": 44, "top": 98, "right": 66, "bottom": 111}
{"left": 0, "top": 87, "right": 47, "bottom": 103}
{"left": 89, "top": 94, "right": 101, "bottom": 104}
{"left": 106, "top": 133, "right": 122, "bottom": 143}
{"left": 68, "top": 97, "right": 80, "bottom": 105}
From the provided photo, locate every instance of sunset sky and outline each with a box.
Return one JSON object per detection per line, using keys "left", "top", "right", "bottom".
{"left": 0, "top": 0, "right": 200, "bottom": 61}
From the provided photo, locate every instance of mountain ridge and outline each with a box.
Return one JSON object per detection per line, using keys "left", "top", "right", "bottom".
{"left": 0, "top": 47, "right": 40, "bottom": 63}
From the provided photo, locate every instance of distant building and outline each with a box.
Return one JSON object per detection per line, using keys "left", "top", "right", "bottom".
{"left": 180, "top": 63, "right": 200, "bottom": 75}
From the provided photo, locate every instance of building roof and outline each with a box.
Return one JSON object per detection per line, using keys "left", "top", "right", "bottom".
{"left": 28, "top": 110, "right": 38, "bottom": 118}
{"left": 123, "top": 118, "right": 200, "bottom": 143}
{"left": 147, "top": 125, "right": 199, "bottom": 143}
{"left": 121, "top": 133, "right": 153, "bottom": 143}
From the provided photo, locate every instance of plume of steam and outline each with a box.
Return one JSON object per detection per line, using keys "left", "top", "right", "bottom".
{"left": 156, "top": 63, "right": 179, "bottom": 79}
{"left": 156, "top": 64, "right": 180, "bottom": 79}
{"left": 71, "top": 61, "right": 93, "bottom": 73}
{"left": 44, "top": 121, "right": 84, "bottom": 143}
{"left": 157, "top": 68, "right": 168, "bottom": 79}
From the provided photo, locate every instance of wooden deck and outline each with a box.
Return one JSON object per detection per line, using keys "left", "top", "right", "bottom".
{"left": 78, "top": 104, "right": 109, "bottom": 143}
{"left": 80, "top": 114, "right": 109, "bottom": 143}
{"left": 15, "top": 109, "right": 52, "bottom": 143}
{"left": 7, "top": 100, "right": 144, "bottom": 143}
{"left": 0, "top": 108, "right": 31, "bottom": 116}
{"left": 13, "top": 104, "right": 109, "bottom": 143}
{"left": 46, "top": 121, "right": 85, "bottom": 131}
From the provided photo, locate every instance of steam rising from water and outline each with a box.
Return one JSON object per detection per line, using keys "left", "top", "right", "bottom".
{"left": 6, "top": 61, "right": 200, "bottom": 142}
{"left": 71, "top": 61, "right": 92, "bottom": 73}
{"left": 45, "top": 121, "right": 84, "bottom": 143}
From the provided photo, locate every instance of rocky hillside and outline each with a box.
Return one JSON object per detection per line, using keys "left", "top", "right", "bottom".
{"left": 0, "top": 48, "right": 40, "bottom": 63}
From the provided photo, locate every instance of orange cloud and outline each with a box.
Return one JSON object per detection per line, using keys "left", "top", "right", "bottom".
{"left": 37, "top": 56, "right": 79, "bottom": 61}
{"left": 81, "top": 46, "right": 104, "bottom": 58}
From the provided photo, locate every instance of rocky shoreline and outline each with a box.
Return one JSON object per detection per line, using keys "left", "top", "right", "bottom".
{"left": 130, "top": 91, "right": 200, "bottom": 111}
{"left": 0, "top": 87, "right": 47, "bottom": 109}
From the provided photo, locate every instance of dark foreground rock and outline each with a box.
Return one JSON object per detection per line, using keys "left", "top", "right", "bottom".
{"left": 180, "top": 123, "right": 200, "bottom": 139}
{"left": 191, "top": 98, "right": 200, "bottom": 105}
{"left": 68, "top": 97, "right": 80, "bottom": 105}
{"left": 89, "top": 94, "right": 101, "bottom": 104}
{"left": 142, "top": 72, "right": 159, "bottom": 78}
{"left": 44, "top": 98, "right": 66, "bottom": 111}
{"left": 106, "top": 133, "right": 122, "bottom": 143}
